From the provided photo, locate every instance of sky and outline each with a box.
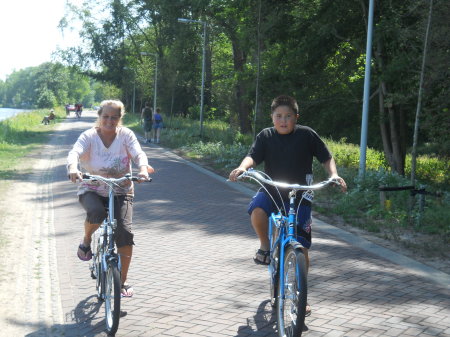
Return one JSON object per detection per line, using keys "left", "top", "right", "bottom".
{"left": 0, "top": 0, "right": 82, "bottom": 81}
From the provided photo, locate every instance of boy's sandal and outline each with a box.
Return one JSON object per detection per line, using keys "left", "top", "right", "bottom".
{"left": 253, "top": 249, "right": 270, "bottom": 265}
{"left": 121, "top": 283, "right": 134, "bottom": 298}
{"left": 77, "top": 243, "right": 92, "bottom": 261}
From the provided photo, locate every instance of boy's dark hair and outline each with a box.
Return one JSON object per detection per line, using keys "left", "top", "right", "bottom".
{"left": 271, "top": 95, "right": 299, "bottom": 114}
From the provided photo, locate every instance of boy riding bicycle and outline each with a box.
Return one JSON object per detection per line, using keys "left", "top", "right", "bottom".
{"left": 229, "top": 95, "right": 347, "bottom": 314}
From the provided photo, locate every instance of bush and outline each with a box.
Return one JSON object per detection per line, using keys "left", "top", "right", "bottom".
{"left": 124, "top": 115, "right": 449, "bottom": 239}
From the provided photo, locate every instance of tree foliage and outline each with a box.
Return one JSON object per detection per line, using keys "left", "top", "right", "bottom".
{"left": 0, "top": 63, "right": 113, "bottom": 109}
{"left": 5, "top": 0, "right": 446, "bottom": 175}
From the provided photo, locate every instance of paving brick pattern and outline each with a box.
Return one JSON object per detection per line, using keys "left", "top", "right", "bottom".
{"left": 25, "top": 113, "right": 450, "bottom": 336}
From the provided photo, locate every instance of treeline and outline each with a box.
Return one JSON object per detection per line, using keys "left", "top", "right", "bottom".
{"left": 0, "top": 62, "right": 120, "bottom": 109}
{"left": 10, "top": 0, "right": 450, "bottom": 176}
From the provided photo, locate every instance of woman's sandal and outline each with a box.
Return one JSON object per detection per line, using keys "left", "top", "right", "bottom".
{"left": 305, "top": 302, "right": 311, "bottom": 317}
{"left": 253, "top": 249, "right": 270, "bottom": 265}
{"left": 77, "top": 243, "right": 92, "bottom": 261}
{"left": 121, "top": 283, "right": 134, "bottom": 298}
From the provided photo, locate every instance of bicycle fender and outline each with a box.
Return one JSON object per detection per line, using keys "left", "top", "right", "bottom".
{"left": 107, "top": 255, "right": 119, "bottom": 265}
{"left": 288, "top": 240, "right": 306, "bottom": 252}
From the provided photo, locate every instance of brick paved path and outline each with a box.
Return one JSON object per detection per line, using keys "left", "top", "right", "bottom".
{"left": 20, "top": 113, "right": 450, "bottom": 336}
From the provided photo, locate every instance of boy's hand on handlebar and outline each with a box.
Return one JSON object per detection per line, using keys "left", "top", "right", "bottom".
{"left": 330, "top": 175, "right": 347, "bottom": 193}
{"left": 229, "top": 167, "right": 246, "bottom": 181}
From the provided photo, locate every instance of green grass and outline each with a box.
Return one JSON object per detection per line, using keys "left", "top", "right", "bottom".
{"left": 0, "top": 109, "right": 63, "bottom": 249}
{"left": 0, "top": 109, "right": 62, "bottom": 179}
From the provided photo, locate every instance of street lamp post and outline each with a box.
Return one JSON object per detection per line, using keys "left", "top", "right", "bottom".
{"left": 178, "top": 17, "right": 206, "bottom": 138}
{"left": 140, "top": 52, "right": 158, "bottom": 115}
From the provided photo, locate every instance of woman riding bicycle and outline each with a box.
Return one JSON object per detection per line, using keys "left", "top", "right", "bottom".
{"left": 229, "top": 95, "right": 347, "bottom": 314}
{"left": 67, "top": 99, "right": 154, "bottom": 297}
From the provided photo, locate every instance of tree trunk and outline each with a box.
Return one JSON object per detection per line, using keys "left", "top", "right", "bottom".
{"left": 378, "top": 84, "right": 394, "bottom": 168}
{"left": 383, "top": 82, "right": 404, "bottom": 175}
{"left": 375, "top": 38, "right": 406, "bottom": 175}
{"left": 231, "top": 41, "right": 252, "bottom": 133}
{"left": 205, "top": 29, "right": 212, "bottom": 110}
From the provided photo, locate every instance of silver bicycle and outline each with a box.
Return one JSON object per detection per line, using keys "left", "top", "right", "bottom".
{"left": 82, "top": 173, "right": 150, "bottom": 335}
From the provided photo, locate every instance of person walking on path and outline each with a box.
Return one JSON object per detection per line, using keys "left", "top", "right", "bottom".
{"left": 140, "top": 102, "right": 153, "bottom": 143}
{"left": 152, "top": 107, "right": 163, "bottom": 144}
{"left": 67, "top": 99, "right": 154, "bottom": 297}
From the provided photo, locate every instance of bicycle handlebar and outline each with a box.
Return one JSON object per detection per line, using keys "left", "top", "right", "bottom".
{"left": 237, "top": 169, "right": 339, "bottom": 191}
{"left": 82, "top": 173, "right": 152, "bottom": 183}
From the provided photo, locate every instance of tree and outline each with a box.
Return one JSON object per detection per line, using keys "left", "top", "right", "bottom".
{"left": 56, "top": 0, "right": 449, "bottom": 163}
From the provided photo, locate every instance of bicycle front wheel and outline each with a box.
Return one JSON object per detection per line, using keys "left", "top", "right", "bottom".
{"left": 104, "top": 259, "right": 121, "bottom": 335}
{"left": 277, "top": 246, "right": 307, "bottom": 337}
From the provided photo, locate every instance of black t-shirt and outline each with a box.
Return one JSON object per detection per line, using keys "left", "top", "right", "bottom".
{"left": 248, "top": 125, "right": 332, "bottom": 201}
{"left": 142, "top": 107, "right": 152, "bottom": 121}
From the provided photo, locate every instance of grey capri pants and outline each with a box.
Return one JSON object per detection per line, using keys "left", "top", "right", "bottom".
{"left": 79, "top": 191, "right": 134, "bottom": 247}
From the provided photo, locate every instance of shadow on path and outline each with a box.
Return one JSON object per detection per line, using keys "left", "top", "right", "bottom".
{"left": 24, "top": 295, "right": 108, "bottom": 337}
{"left": 236, "top": 299, "right": 277, "bottom": 336}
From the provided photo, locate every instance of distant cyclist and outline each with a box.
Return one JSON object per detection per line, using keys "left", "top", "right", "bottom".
{"left": 75, "top": 103, "right": 83, "bottom": 118}
{"left": 67, "top": 99, "right": 155, "bottom": 297}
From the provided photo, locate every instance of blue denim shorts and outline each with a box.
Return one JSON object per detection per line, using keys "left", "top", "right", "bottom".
{"left": 153, "top": 121, "right": 163, "bottom": 129}
{"left": 248, "top": 191, "right": 312, "bottom": 249}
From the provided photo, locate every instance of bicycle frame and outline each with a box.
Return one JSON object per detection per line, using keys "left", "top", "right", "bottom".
{"left": 87, "top": 175, "right": 129, "bottom": 281}
{"left": 83, "top": 173, "right": 151, "bottom": 335}
{"left": 101, "top": 184, "right": 120, "bottom": 273}
{"left": 271, "top": 190, "right": 300, "bottom": 302}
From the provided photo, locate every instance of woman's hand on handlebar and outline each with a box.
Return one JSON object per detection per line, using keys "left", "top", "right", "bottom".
{"left": 68, "top": 167, "right": 83, "bottom": 183}
{"left": 136, "top": 165, "right": 154, "bottom": 183}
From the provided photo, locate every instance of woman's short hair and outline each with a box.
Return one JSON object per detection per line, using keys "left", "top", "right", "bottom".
{"left": 97, "top": 100, "right": 125, "bottom": 126}
{"left": 271, "top": 95, "right": 299, "bottom": 114}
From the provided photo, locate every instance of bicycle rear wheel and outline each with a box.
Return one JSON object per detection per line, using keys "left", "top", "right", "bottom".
{"left": 91, "top": 233, "right": 104, "bottom": 300}
{"left": 269, "top": 247, "right": 279, "bottom": 307}
{"left": 104, "top": 259, "right": 121, "bottom": 335}
{"left": 270, "top": 265, "right": 278, "bottom": 307}
{"left": 95, "top": 257, "right": 105, "bottom": 301}
{"left": 277, "top": 245, "right": 307, "bottom": 337}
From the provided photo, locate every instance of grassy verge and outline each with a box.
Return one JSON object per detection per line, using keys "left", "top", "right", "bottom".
{"left": 125, "top": 113, "right": 450, "bottom": 257}
{"left": 0, "top": 109, "right": 64, "bottom": 179}
{"left": 0, "top": 109, "right": 63, "bottom": 247}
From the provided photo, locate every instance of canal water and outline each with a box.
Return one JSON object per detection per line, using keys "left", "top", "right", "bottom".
{"left": 0, "top": 108, "right": 28, "bottom": 121}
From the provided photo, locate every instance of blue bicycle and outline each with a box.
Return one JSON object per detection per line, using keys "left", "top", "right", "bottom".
{"left": 238, "top": 169, "right": 338, "bottom": 337}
